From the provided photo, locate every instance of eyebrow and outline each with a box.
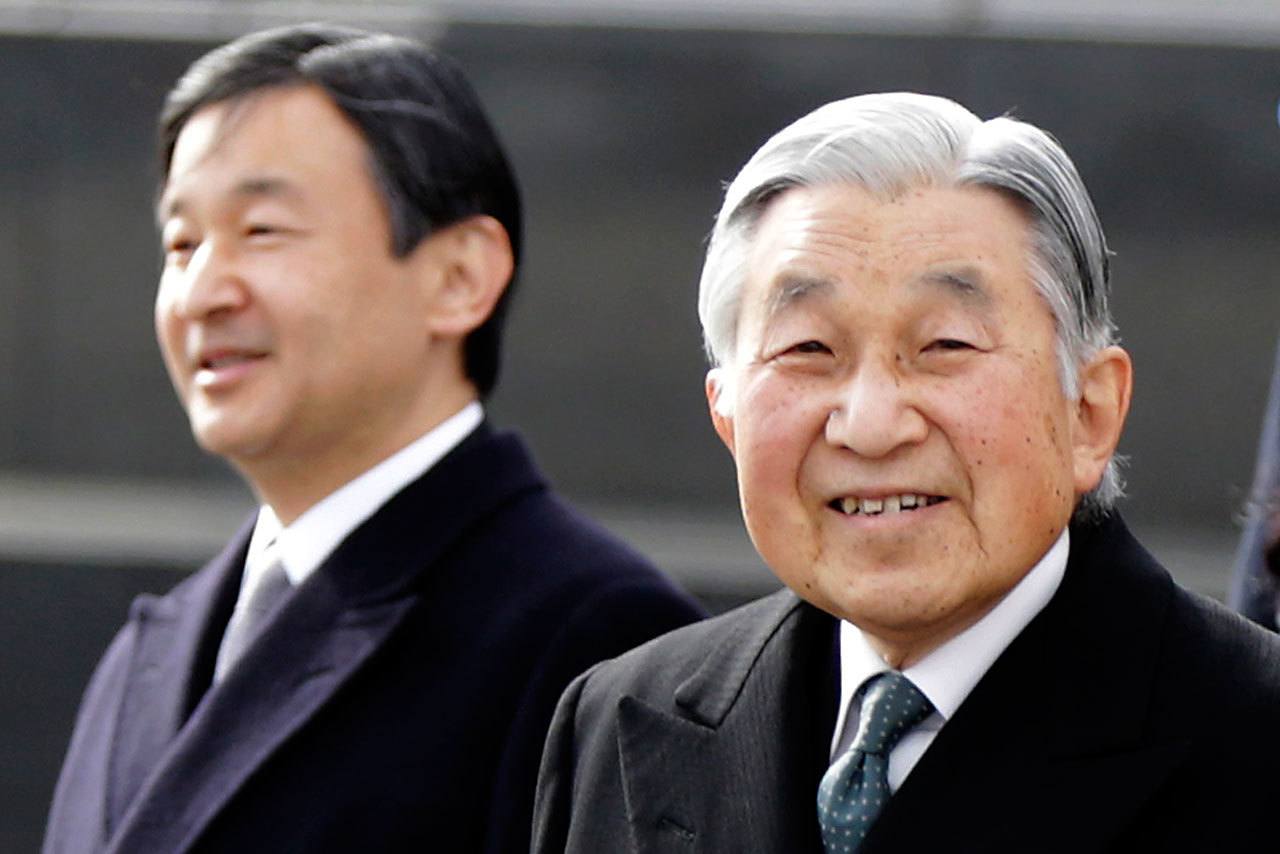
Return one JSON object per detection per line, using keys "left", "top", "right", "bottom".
{"left": 764, "top": 275, "right": 835, "bottom": 323}
{"left": 914, "top": 268, "right": 993, "bottom": 308}
{"left": 156, "top": 176, "right": 303, "bottom": 224}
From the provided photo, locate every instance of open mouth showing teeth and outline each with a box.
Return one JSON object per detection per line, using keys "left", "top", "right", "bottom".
{"left": 829, "top": 494, "right": 946, "bottom": 516}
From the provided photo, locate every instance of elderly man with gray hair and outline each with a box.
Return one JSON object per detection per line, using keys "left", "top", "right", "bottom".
{"left": 532, "top": 92, "right": 1280, "bottom": 853}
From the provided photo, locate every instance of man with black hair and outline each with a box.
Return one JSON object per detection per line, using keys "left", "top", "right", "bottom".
{"left": 44, "top": 24, "right": 702, "bottom": 854}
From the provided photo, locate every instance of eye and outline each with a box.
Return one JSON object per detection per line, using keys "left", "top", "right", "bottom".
{"left": 787, "top": 340, "right": 832, "bottom": 355}
{"left": 163, "top": 236, "right": 198, "bottom": 264}
{"left": 925, "top": 338, "right": 974, "bottom": 352}
{"left": 246, "top": 223, "right": 280, "bottom": 237}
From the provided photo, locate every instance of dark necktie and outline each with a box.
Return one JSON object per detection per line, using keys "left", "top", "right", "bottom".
{"left": 816, "top": 671, "right": 934, "bottom": 853}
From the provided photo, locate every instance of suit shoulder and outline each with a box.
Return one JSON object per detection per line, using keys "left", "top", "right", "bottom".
{"left": 1072, "top": 515, "right": 1280, "bottom": 708}
{"left": 574, "top": 589, "right": 801, "bottom": 709}
{"left": 479, "top": 487, "right": 703, "bottom": 609}
{"left": 409, "top": 426, "right": 669, "bottom": 589}
{"left": 497, "top": 489, "right": 653, "bottom": 567}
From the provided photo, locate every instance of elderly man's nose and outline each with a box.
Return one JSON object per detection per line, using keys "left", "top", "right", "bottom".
{"left": 824, "top": 364, "right": 927, "bottom": 457}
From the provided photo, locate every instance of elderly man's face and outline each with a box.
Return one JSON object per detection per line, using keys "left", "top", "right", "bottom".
{"left": 709, "top": 183, "right": 1103, "bottom": 665}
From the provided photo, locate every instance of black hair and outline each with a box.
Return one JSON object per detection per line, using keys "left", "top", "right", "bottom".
{"left": 159, "top": 23, "right": 522, "bottom": 397}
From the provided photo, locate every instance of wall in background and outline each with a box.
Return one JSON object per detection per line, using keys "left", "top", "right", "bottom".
{"left": 3, "top": 20, "right": 1278, "bottom": 848}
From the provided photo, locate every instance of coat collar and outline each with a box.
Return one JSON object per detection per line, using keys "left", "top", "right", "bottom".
{"left": 863, "top": 512, "right": 1189, "bottom": 851}
{"left": 104, "top": 516, "right": 250, "bottom": 836}
{"left": 103, "top": 424, "right": 545, "bottom": 853}
{"left": 616, "top": 513, "right": 1189, "bottom": 853}
{"left": 618, "top": 590, "right": 838, "bottom": 853}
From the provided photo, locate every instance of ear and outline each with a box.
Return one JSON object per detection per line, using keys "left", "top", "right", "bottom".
{"left": 1071, "top": 345, "right": 1133, "bottom": 495}
{"left": 415, "top": 215, "right": 514, "bottom": 338}
{"left": 706, "top": 368, "right": 736, "bottom": 456}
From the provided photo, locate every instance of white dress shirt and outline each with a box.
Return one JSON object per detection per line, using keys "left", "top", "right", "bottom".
{"left": 233, "top": 401, "right": 484, "bottom": 601}
{"left": 828, "top": 528, "right": 1069, "bottom": 791}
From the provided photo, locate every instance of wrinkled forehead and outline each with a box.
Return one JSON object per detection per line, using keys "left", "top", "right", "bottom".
{"left": 740, "top": 182, "right": 1034, "bottom": 312}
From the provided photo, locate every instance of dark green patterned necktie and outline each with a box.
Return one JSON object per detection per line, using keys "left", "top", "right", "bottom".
{"left": 816, "top": 671, "right": 934, "bottom": 853}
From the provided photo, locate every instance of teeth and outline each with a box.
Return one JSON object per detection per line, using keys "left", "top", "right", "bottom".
{"left": 836, "top": 493, "right": 935, "bottom": 516}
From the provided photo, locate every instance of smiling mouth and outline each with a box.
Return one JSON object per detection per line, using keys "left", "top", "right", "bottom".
{"left": 828, "top": 494, "right": 947, "bottom": 517}
{"left": 198, "top": 352, "right": 264, "bottom": 371}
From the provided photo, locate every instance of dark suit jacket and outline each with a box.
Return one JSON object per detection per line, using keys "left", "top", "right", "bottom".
{"left": 44, "top": 424, "right": 705, "bottom": 854}
{"left": 534, "top": 513, "right": 1280, "bottom": 853}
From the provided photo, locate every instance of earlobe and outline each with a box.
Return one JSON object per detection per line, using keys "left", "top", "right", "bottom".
{"left": 706, "top": 369, "right": 736, "bottom": 456}
{"left": 420, "top": 215, "right": 514, "bottom": 338}
{"left": 1071, "top": 345, "right": 1133, "bottom": 494}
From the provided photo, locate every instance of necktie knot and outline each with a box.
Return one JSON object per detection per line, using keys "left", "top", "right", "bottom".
{"left": 850, "top": 671, "right": 933, "bottom": 757}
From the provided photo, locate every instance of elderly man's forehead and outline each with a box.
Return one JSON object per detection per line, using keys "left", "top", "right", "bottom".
{"left": 758, "top": 267, "right": 994, "bottom": 327}
{"left": 746, "top": 182, "right": 1021, "bottom": 302}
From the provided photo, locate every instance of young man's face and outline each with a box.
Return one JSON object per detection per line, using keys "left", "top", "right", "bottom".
{"left": 155, "top": 85, "right": 442, "bottom": 491}
{"left": 710, "top": 182, "right": 1105, "bottom": 665}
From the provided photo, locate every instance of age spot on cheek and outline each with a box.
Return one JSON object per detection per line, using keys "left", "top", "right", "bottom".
{"left": 1043, "top": 413, "right": 1059, "bottom": 442}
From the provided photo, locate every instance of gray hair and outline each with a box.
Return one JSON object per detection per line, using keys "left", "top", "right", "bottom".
{"left": 697, "top": 92, "right": 1122, "bottom": 516}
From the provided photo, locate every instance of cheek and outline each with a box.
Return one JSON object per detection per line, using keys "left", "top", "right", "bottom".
{"left": 952, "top": 365, "right": 1068, "bottom": 452}
{"left": 731, "top": 378, "right": 829, "bottom": 558}
{"left": 153, "top": 295, "right": 184, "bottom": 377}
{"left": 735, "top": 378, "right": 826, "bottom": 487}
{"left": 949, "top": 376, "right": 1076, "bottom": 542}
{"left": 153, "top": 278, "right": 175, "bottom": 331}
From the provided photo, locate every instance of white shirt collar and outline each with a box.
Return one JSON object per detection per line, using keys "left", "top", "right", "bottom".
{"left": 244, "top": 401, "right": 484, "bottom": 588}
{"left": 830, "top": 527, "right": 1069, "bottom": 757}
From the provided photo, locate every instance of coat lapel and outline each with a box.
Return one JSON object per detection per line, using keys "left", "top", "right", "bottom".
{"left": 863, "top": 514, "right": 1191, "bottom": 852}
{"left": 105, "top": 573, "right": 419, "bottom": 854}
{"left": 103, "top": 425, "right": 547, "bottom": 854}
{"left": 617, "top": 591, "right": 837, "bottom": 853}
{"left": 104, "top": 518, "right": 250, "bottom": 839}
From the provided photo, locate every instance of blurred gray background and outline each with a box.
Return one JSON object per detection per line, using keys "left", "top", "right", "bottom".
{"left": 3, "top": 0, "right": 1280, "bottom": 848}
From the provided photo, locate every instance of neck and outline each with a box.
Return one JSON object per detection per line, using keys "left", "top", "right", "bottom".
{"left": 863, "top": 600, "right": 1001, "bottom": 671}
{"left": 239, "top": 382, "right": 477, "bottom": 525}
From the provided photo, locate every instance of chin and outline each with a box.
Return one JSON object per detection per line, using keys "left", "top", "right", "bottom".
{"left": 814, "top": 568, "right": 949, "bottom": 626}
{"left": 189, "top": 417, "right": 263, "bottom": 461}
